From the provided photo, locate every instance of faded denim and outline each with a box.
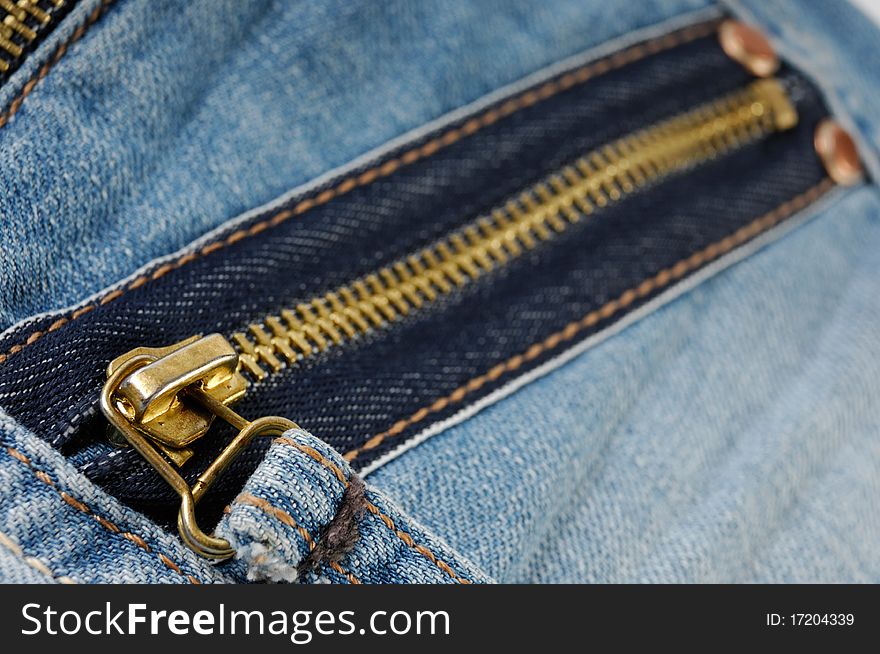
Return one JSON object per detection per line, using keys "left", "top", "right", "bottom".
{"left": 0, "top": 0, "right": 878, "bottom": 584}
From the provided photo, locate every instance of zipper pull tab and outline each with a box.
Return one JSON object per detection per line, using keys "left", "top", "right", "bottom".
{"left": 101, "top": 334, "right": 297, "bottom": 559}
{"left": 106, "top": 334, "right": 248, "bottom": 466}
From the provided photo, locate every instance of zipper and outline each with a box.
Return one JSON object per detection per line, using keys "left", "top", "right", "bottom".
{"left": 99, "top": 76, "right": 801, "bottom": 558}
{"left": 0, "top": 0, "right": 71, "bottom": 78}
{"left": 232, "top": 78, "right": 797, "bottom": 380}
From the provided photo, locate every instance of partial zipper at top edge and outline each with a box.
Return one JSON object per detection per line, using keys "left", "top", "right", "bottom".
{"left": 0, "top": 0, "right": 70, "bottom": 76}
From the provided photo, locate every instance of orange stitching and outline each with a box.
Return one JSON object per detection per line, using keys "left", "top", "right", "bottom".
{"left": 0, "top": 19, "right": 718, "bottom": 365}
{"left": 0, "top": 530, "right": 77, "bottom": 583}
{"left": 343, "top": 178, "right": 836, "bottom": 462}
{"left": 273, "top": 436, "right": 347, "bottom": 483}
{"left": 237, "top": 493, "right": 317, "bottom": 550}
{"left": 0, "top": 0, "right": 116, "bottom": 129}
{"left": 60, "top": 491, "right": 90, "bottom": 513}
{"left": 236, "top": 493, "right": 361, "bottom": 584}
{"left": 5, "top": 446, "right": 202, "bottom": 584}
{"left": 157, "top": 553, "right": 181, "bottom": 574}
{"left": 122, "top": 532, "right": 150, "bottom": 552}
{"left": 362, "top": 501, "right": 472, "bottom": 584}
{"left": 268, "top": 436, "right": 472, "bottom": 584}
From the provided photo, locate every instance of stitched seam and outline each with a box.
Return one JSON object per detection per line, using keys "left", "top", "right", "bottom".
{"left": 5, "top": 446, "right": 202, "bottom": 584}
{"left": 275, "top": 436, "right": 348, "bottom": 483}
{"left": 0, "top": 0, "right": 116, "bottom": 129}
{"left": 361, "top": 501, "right": 472, "bottom": 584}
{"left": 236, "top": 492, "right": 361, "bottom": 584}
{"left": 0, "top": 18, "right": 718, "bottom": 365}
{"left": 258, "top": 436, "right": 472, "bottom": 584}
{"left": 0, "top": 530, "right": 77, "bottom": 583}
{"left": 343, "top": 178, "right": 836, "bottom": 462}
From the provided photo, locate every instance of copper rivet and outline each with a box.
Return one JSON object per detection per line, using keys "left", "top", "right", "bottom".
{"left": 718, "top": 20, "right": 779, "bottom": 78}
{"left": 814, "top": 119, "right": 864, "bottom": 186}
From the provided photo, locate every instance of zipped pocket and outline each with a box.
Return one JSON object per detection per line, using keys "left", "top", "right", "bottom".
{"left": 0, "top": 17, "right": 858, "bottom": 557}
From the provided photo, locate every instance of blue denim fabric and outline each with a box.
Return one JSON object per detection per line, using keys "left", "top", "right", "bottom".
{"left": 0, "top": 0, "right": 878, "bottom": 584}
{"left": 730, "top": 0, "right": 880, "bottom": 179}
{"left": 0, "top": 407, "right": 234, "bottom": 583}
{"left": 0, "top": 547, "right": 59, "bottom": 584}
{"left": 0, "top": 0, "right": 711, "bottom": 330}
{"left": 218, "top": 430, "right": 489, "bottom": 584}
{"left": 368, "top": 186, "right": 880, "bottom": 582}
{"left": 0, "top": 0, "right": 713, "bottom": 583}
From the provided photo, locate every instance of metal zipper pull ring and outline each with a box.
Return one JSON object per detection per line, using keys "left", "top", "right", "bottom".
{"left": 100, "top": 337, "right": 297, "bottom": 559}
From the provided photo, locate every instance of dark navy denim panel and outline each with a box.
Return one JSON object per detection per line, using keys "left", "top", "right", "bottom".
{"left": 1, "top": 30, "right": 747, "bottom": 444}
{"left": 0, "top": 30, "right": 749, "bottom": 444}
{"left": 0, "top": 25, "right": 831, "bottom": 526}
{"left": 82, "top": 113, "right": 830, "bottom": 525}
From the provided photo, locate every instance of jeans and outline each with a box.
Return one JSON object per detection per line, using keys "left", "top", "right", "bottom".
{"left": 0, "top": 0, "right": 711, "bottom": 330}
{"left": 0, "top": 0, "right": 877, "bottom": 584}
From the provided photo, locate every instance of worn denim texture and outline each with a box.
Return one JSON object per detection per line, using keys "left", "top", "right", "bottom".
{"left": 0, "top": 408, "right": 232, "bottom": 583}
{"left": 0, "top": 0, "right": 711, "bottom": 330}
{"left": 218, "top": 430, "right": 490, "bottom": 584}
{"left": 0, "top": 0, "right": 877, "bottom": 584}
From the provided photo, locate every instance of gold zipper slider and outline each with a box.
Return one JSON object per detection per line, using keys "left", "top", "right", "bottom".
{"left": 101, "top": 334, "right": 297, "bottom": 559}
{"left": 106, "top": 334, "right": 247, "bottom": 465}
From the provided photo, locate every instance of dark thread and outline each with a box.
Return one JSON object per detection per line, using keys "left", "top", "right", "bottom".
{"left": 298, "top": 473, "right": 367, "bottom": 575}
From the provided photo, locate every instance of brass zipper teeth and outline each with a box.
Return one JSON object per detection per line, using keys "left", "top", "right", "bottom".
{"left": 232, "top": 78, "right": 798, "bottom": 382}
{"left": 0, "top": 0, "right": 66, "bottom": 73}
